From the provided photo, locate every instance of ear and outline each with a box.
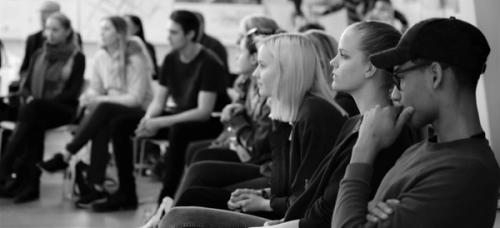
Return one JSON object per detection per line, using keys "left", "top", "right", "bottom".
{"left": 186, "top": 30, "right": 196, "bottom": 41}
{"left": 429, "top": 62, "right": 444, "bottom": 90}
{"left": 364, "top": 61, "right": 377, "bottom": 79}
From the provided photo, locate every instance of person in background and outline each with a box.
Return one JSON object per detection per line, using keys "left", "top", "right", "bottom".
{"left": 332, "top": 17, "right": 499, "bottom": 228}
{"left": 297, "top": 22, "right": 325, "bottom": 33}
{"left": 0, "top": 13, "right": 85, "bottom": 204}
{"left": 192, "top": 12, "right": 230, "bottom": 84}
{"left": 364, "top": 0, "right": 408, "bottom": 33}
{"left": 39, "top": 16, "right": 153, "bottom": 210}
{"left": 124, "top": 14, "right": 159, "bottom": 80}
{"left": 19, "top": 1, "right": 82, "bottom": 76}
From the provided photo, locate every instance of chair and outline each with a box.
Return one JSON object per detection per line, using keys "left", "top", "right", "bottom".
{"left": 131, "top": 137, "right": 169, "bottom": 175}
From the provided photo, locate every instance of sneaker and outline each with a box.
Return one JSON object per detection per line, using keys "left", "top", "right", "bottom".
{"left": 92, "top": 192, "right": 138, "bottom": 212}
{"left": 38, "top": 153, "right": 69, "bottom": 173}
{"left": 75, "top": 188, "right": 108, "bottom": 209}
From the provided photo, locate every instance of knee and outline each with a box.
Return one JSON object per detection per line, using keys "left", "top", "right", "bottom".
{"left": 161, "top": 207, "right": 200, "bottom": 228}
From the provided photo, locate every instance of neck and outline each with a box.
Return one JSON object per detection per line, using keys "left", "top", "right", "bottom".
{"left": 350, "top": 83, "right": 391, "bottom": 113}
{"left": 433, "top": 92, "right": 483, "bottom": 142}
{"left": 179, "top": 42, "right": 201, "bottom": 63}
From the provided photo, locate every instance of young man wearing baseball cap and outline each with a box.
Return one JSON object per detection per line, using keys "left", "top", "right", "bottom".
{"left": 332, "top": 17, "right": 500, "bottom": 227}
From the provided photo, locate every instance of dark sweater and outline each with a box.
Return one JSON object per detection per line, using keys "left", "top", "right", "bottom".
{"left": 284, "top": 115, "right": 417, "bottom": 228}
{"left": 270, "top": 95, "right": 348, "bottom": 216}
{"left": 333, "top": 133, "right": 500, "bottom": 228}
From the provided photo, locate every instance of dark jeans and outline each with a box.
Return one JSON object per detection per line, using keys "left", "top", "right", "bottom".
{"left": 157, "top": 118, "right": 223, "bottom": 201}
{"left": 174, "top": 161, "right": 270, "bottom": 207}
{"left": 0, "top": 99, "right": 74, "bottom": 180}
{"left": 65, "top": 102, "right": 143, "bottom": 186}
{"left": 162, "top": 206, "right": 268, "bottom": 228}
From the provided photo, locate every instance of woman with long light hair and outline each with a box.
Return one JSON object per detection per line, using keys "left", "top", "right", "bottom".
{"left": 158, "top": 33, "right": 350, "bottom": 228}
{"left": 40, "top": 16, "right": 153, "bottom": 210}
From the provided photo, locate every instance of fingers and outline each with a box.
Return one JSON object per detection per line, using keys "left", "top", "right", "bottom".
{"left": 367, "top": 199, "right": 399, "bottom": 222}
{"left": 395, "top": 106, "right": 414, "bottom": 131}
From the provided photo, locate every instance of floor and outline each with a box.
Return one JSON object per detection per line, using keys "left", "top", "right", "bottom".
{"left": 1, "top": 128, "right": 500, "bottom": 228}
{"left": 0, "top": 127, "right": 162, "bottom": 228}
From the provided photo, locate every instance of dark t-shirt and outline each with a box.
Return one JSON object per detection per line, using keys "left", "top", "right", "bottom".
{"left": 159, "top": 47, "right": 229, "bottom": 113}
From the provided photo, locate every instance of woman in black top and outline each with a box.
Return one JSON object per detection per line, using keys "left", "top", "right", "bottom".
{"left": 159, "top": 34, "right": 350, "bottom": 228}
{"left": 124, "top": 14, "right": 158, "bottom": 80}
{"left": 0, "top": 13, "right": 85, "bottom": 204}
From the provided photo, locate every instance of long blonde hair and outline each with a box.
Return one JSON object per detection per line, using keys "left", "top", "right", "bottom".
{"left": 260, "top": 33, "right": 347, "bottom": 122}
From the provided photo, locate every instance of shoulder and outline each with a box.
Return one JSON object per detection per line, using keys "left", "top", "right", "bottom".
{"left": 299, "top": 95, "right": 342, "bottom": 119}
{"left": 27, "top": 31, "right": 43, "bottom": 41}
{"left": 199, "top": 48, "right": 224, "bottom": 67}
{"left": 162, "top": 50, "right": 178, "bottom": 64}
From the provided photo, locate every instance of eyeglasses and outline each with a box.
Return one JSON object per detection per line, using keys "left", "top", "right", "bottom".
{"left": 392, "top": 62, "right": 430, "bottom": 90}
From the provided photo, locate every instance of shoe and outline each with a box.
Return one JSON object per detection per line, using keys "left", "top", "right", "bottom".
{"left": 38, "top": 153, "right": 69, "bottom": 173}
{"left": 13, "top": 184, "right": 39, "bottom": 204}
{"left": 0, "top": 176, "right": 21, "bottom": 198}
{"left": 92, "top": 191, "right": 138, "bottom": 212}
{"left": 75, "top": 187, "right": 108, "bottom": 209}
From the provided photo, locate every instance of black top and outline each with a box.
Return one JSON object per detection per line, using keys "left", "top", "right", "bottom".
{"left": 199, "top": 33, "right": 231, "bottom": 86}
{"left": 284, "top": 115, "right": 417, "bottom": 228}
{"left": 144, "top": 41, "right": 159, "bottom": 80}
{"left": 159, "top": 47, "right": 229, "bottom": 113}
{"left": 199, "top": 33, "right": 228, "bottom": 71}
{"left": 269, "top": 95, "right": 348, "bottom": 216}
{"left": 20, "top": 30, "right": 83, "bottom": 75}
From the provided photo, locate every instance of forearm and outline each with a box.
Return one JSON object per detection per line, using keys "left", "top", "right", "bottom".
{"left": 96, "top": 94, "right": 139, "bottom": 108}
{"left": 144, "top": 103, "right": 164, "bottom": 119}
{"left": 332, "top": 164, "right": 373, "bottom": 228}
{"left": 153, "top": 107, "right": 212, "bottom": 128}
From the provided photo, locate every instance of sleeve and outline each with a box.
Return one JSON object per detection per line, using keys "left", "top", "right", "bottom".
{"left": 87, "top": 54, "right": 106, "bottom": 95}
{"left": 158, "top": 54, "right": 171, "bottom": 88}
{"left": 270, "top": 196, "right": 289, "bottom": 216}
{"left": 236, "top": 104, "right": 273, "bottom": 163}
{"left": 125, "top": 54, "right": 151, "bottom": 106}
{"left": 331, "top": 161, "right": 497, "bottom": 228}
{"left": 53, "top": 52, "right": 85, "bottom": 103}
{"left": 146, "top": 42, "right": 159, "bottom": 80}
{"left": 200, "top": 56, "right": 227, "bottom": 93}
{"left": 290, "top": 99, "right": 346, "bottom": 200}
{"left": 19, "top": 35, "right": 36, "bottom": 75}
{"left": 298, "top": 146, "right": 352, "bottom": 228}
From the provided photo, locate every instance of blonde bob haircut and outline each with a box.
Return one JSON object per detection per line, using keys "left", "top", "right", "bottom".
{"left": 259, "top": 33, "right": 347, "bottom": 122}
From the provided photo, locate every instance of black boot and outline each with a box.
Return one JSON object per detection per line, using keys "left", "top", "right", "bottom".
{"left": 13, "top": 166, "right": 41, "bottom": 204}
{"left": 0, "top": 174, "right": 22, "bottom": 198}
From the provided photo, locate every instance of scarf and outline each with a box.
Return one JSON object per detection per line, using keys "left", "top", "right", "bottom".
{"left": 31, "top": 42, "right": 76, "bottom": 99}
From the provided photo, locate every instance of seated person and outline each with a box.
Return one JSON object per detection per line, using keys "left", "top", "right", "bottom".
{"left": 0, "top": 13, "right": 85, "bottom": 203}
{"left": 133, "top": 10, "right": 230, "bottom": 207}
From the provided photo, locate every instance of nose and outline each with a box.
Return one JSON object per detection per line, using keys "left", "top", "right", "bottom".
{"left": 330, "top": 55, "right": 338, "bottom": 69}
{"left": 252, "top": 66, "right": 260, "bottom": 79}
{"left": 391, "top": 86, "right": 401, "bottom": 103}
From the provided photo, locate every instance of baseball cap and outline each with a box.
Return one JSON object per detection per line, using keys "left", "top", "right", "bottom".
{"left": 370, "top": 17, "right": 490, "bottom": 75}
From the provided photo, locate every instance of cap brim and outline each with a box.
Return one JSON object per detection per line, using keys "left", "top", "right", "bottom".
{"left": 370, "top": 47, "right": 412, "bottom": 70}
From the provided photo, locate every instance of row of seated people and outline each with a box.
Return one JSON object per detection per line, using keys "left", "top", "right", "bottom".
{"left": 141, "top": 12, "right": 498, "bottom": 228}
{"left": 0, "top": 2, "right": 498, "bottom": 228}
{"left": 0, "top": 5, "right": 230, "bottom": 210}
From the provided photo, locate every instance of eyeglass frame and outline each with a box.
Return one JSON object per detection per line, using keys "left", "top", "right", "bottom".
{"left": 391, "top": 62, "right": 432, "bottom": 90}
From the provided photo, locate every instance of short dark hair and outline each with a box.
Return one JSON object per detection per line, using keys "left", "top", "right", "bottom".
{"left": 170, "top": 10, "right": 200, "bottom": 42}
{"left": 413, "top": 58, "right": 479, "bottom": 90}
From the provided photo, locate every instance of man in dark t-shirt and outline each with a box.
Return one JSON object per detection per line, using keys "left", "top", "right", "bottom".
{"left": 136, "top": 10, "right": 229, "bottom": 206}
